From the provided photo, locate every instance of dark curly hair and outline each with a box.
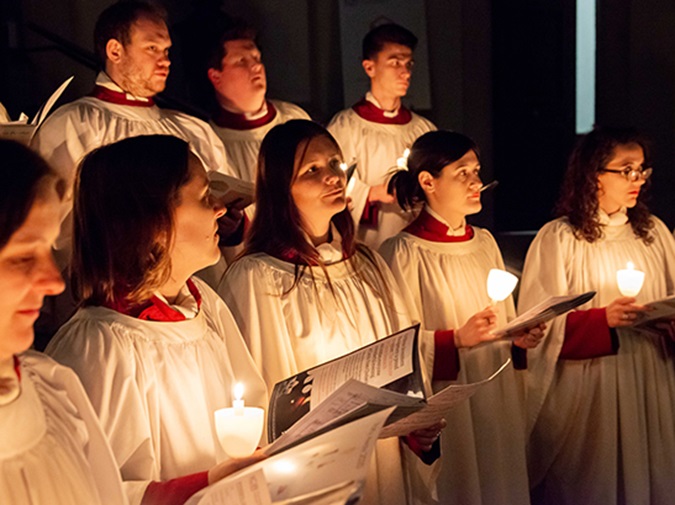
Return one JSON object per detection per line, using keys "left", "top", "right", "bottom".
{"left": 555, "top": 125, "right": 654, "bottom": 244}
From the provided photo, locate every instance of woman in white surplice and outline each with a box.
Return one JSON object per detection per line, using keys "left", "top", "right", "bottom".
{"left": 379, "top": 130, "right": 544, "bottom": 505}
{"left": 0, "top": 140, "right": 126, "bottom": 505}
{"left": 46, "top": 135, "right": 267, "bottom": 505}
{"left": 519, "top": 126, "right": 675, "bottom": 505}
{"left": 219, "top": 120, "right": 444, "bottom": 505}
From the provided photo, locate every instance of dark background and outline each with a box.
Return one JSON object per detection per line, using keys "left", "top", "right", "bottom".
{"left": 2, "top": 0, "right": 675, "bottom": 246}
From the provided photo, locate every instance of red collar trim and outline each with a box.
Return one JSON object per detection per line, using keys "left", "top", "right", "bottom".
{"left": 404, "top": 209, "right": 474, "bottom": 242}
{"left": 352, "top": 97, "right": 412, "bottom": 125}
{"left": 212, "top": 101, "right": 277, "bottom": 130}
{"left": 90, "top": 85, "right": 156, "bottom": 107}
{"left": 13, "top": 355, "right": 20, "bottom": 382}
{"left": 103, "top": 279, "right": 202, "bottom": 321}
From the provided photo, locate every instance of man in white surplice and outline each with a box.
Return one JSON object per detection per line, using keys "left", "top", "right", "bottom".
{"left": 328, "top": 23, "right": 435, "bottom": 249}
{"left": 205, "top": 21, "right": 310, "bottom": 185}
{"left": 31, "top": 1, "right": 236, "bottom": 334}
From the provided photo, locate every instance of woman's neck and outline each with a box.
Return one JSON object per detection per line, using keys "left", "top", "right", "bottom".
{"left": 301, "top": 218, "right": 331, "bottom": 247}
{"left": 426, "top": 202, "right": 465, "bottom": 230}
{"left": 158, "top": 273, "right": 190, "bottom": 304}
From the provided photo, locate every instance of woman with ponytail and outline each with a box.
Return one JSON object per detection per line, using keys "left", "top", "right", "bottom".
{"left": 380, "top": 130, "right": 543, "bottom": 505}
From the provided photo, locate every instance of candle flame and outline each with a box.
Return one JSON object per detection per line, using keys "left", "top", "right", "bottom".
{"left": 627, "top": 261, "right": 634, "bottom": 270}
{"left": 339, "top": 162, "right": 348, "bottom": 172}
{"left": 234, "top": 383, "right": 244, "bottom": 401}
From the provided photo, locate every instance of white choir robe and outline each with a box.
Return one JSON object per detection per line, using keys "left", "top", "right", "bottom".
{"left": 209, "top": 100, "right": 310, "bottom": 184}
{"left": 46, "top": 278, "right": 267, "bottom": 505}
{"left": 518, "top": 216, "right": 675, "bottom": 505}
{"left": 33, "top": 73, "right": 233, "bottom": 239}
{"left": 0, "top": 352, "right": 127, "bottom": 505}
{"left": 31, "top": 72, "right": 235, "bottom": 327}
{"left": 380, "top": 226, "right": 531, "bottom": 505}
{"left": 327, "top": 108, "right": 435, "bottom": 250}
{"left": 219, "top": 250, "right": 439, "bottom": 505}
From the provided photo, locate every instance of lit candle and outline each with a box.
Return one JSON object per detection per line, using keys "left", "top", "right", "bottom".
{"left": 616, "top": 261, "right": 645, "bottom": 297}
{"left": 233, "top": 382, "right": 245, "bottom": 414}
{"left": 214, "top": 382, "right": 264, "bottom": 458}
{"left": 396, "top": 148, "right": 411, "bottom": 169}
{"left": 487, "top": 268, "right": 518, "bottom": 304}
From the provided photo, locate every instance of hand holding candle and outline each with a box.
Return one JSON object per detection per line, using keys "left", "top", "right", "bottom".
{"left": 617, "top": 261, "right": 645, "bottom": 297}
{"left": 215, "top": 383, "right": 264, "bottom": 458}
{"left": 487, "top": 268, "right": 519, "bottom": 304}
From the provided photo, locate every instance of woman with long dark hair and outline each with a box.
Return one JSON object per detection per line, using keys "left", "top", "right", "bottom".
{"left": 0, "top": 140, "right": 126, "bottom": 504}
{"left": 219, "top": 120, "right": 445, "bottom": 505}
{"left": 380, "top": 130, "right": 542, "bottom": 505}
{"left": 47, "top": 135, "right": 267, "bottom": 505}
{"left": 519, "top": 126, "right": 675, "bottom": 504}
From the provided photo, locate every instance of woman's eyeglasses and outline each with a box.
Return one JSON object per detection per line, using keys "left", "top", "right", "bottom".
{"left": 600, "top": 166, "right": 652, "bottom": 182}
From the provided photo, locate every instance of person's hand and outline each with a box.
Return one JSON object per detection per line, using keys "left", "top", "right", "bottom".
{"left": 368, "top": 183, "right": 395, "bottom": 204}
{"left": 606, "top": 296, "right": 649, "bottom": 328}
{"left": 455, "top": 307, "right": 499, "bottom": 348}
{"left": 512, "top": 322, "right": 547, "bottom": 349}
{"left": 408, "top": 419, "right": 447, "bottom": 452}
{"left": 208, "top": 449, "right": 267, "bottom": 484}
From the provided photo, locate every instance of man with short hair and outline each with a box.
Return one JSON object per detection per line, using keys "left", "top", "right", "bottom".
{"left": 328, "top": 23, "right": 435, "bottom": 249}
{"left": 206, "top": 21, "right": 310, "bottom": 184}
{"left": 33, "top": 1, "right": 232, "bottom": 228}
{"left": 31, "top": 3, "right": 238, "bottom": 345}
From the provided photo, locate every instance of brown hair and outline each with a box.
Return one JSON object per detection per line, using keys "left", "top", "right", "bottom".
{"left": 94, "top": 1, "right": 168, "bottom": 69}
{"left": 390, "top": 130, "right": 479, "bottom": 211}
{"left": 243, "top": 119, "right": 389, "bottom": 297}
{"left": 72, "top": 135, "right": 191, "bottom": 306}
{"left": 555, "top": 125, "right": 654, "bottom": 244}
{"left": 0, "top": 140, "right": 64, "bottom": 249}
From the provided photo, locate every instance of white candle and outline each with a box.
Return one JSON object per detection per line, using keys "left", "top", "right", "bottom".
{"left": 616, "top": 261, "right": 645, "bottom": 297}
{"left": 487, "top": 268, "right": 518, "bottom": 303}
{"left": 214, "top": 382, "right": 264, "bottom": 458}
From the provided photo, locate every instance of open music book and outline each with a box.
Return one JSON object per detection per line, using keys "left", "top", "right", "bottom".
{"left": 494, "top": 291, "right": 596, "bottom": 339}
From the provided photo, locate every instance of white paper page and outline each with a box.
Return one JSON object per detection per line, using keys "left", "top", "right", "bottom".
{"left": 266, "top": 380, "right": 423, "bottom": 454}
{"left": 228, "top": 408, "right": 393, "bottom": 503}
{"left": 308, "top": 327, "right": 416, "bottom": 407}
{"left": 379, "top": 359, "right": 511, "bottom": 438}
{"left": 494, "top": 292, "right": 594, "bottom": 337}
{"left": 32, "top": 76, "right": 74, "bottom": 126}
{"left": 185, "top": 469, "right": 271, "bottom": 505}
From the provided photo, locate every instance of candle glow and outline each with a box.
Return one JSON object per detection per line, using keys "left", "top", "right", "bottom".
{"left": 616, "top": 261, "right": 645, "bottom": 297}
{"left": 487, "top": 268, "right": 518, "bottom": 303}
{"left": 215, "top": 382, "right": 264, "bottom": 458}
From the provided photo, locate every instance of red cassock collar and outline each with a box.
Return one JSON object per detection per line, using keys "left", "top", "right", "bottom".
{"left": 90, "top": 85, "right": 156, "bottom": 107}
{"left": 103, "top": 279, "right": 202, "bottom": 321}
{"left": 403, "top": 209, "right": 474, "bottom": 243}
{"left": 211, "top": 100, "right": 277, "bottom": 130}
{"left": 351, "top": 97, "right": 412, "bottom": 125}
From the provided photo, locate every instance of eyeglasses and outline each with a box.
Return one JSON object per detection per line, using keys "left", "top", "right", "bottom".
{"left": 599, "top": 166, "right": 652, "bottom": 182}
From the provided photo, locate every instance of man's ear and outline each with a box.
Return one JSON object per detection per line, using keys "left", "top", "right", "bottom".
{"left": 106, "top": 38, "right": 124, "bottom": 65}
{"left": 362, "top": 59, "right": 376, "bottom": 78}
{"left": 207, "top": 67, "right": 221, "bottom": 87}
{"left": 418, "top": 171, "right": 435, "bottom": 193}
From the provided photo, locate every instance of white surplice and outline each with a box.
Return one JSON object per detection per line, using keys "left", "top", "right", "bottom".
{"left": 380, "top": 226, "right": 530, "bottom": 505}
{"left": 0, "top": 352, "right": 127, "bottom": 505}
{"left": 327, "top": 105, "right": 435, "bottom": 250}
{"left": 219, "top": 250, "right": 437, "bottom": 505}
{"left": 46, "top": 278, "right": 267, "bottom": 505}
{"left": 519, "top": 216, "right": 675, "bottom": 505}
{"left": 209, "top": 100, "right": 310, "bottom": 184}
